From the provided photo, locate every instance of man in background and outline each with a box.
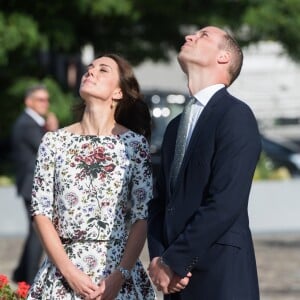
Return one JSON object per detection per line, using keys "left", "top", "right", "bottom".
{"left": 11, "top": 84, "right": 59, "bottom": 284}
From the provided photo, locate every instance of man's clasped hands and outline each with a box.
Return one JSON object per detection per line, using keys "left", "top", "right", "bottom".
{"left": 148, "top": 257, "right": 192, "bottom": 294}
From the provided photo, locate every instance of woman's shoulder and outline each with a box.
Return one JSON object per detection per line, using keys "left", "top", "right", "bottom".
{"left": 42, "top": 129, "right": 59, "bottom": 141}
{"left": 122, "top": 129, "right": 148, "bottom": 144}
{"left": 58, "top": 123, "right": 80, "bottom": 135}
{"left": 42, "top": 125, "right": 75, "bottom": 143}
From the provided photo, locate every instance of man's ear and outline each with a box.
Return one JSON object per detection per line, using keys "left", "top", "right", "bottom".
{"left": 113, "top": 88, "right": 123, "bottom": 100}
{"left": 25, "top": 97, "right": 33, "bottom": 108}
{"left": 217, "top": 50, "right": 230, "bottom": 64}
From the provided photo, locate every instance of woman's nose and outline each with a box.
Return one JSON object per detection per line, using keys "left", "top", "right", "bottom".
{"left": 86, "top": 68, "right": 94, "bottom": 77}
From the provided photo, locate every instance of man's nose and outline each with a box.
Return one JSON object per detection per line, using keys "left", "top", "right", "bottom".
{"left": 185, "top": 34, "right": 194, "bottom": 42}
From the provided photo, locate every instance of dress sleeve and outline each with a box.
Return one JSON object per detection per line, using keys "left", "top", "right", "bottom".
{"left": 130, "top": 136, "right": 153, "bottom": 224}
{"left": 31, "top": 131, "right": 56, "bottom": 221}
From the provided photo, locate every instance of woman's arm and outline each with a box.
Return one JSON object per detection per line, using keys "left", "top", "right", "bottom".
{"left": 33, "top": 215, "right": 99, "bottom": 299}
{"left": 119, "top": 219, "right": 147, "bottom": 270}
{"left": 89, "top": 219, "right": 147, "bottom": 300}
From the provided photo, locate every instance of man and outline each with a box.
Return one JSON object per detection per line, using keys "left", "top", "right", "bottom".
{"left": 11, "top": 84, "right": 58, "bottom": 284}
{"left": 148, "top": 26, "right": 261, "bottom": 299}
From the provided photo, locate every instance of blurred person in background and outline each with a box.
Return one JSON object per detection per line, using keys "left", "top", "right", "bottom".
{"left": 148, "top": 26, "right": 261, "bottom": 299}
{"left": 11, "top": 84, "right": 59, "bottom": 284}
{"left": 27, "top": 54, "right": 156, "bottom": 299}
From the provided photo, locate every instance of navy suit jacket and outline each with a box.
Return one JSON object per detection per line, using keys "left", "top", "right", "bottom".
{"left": 148, "top": 88, "right": 261, "bottom": 299}
{"left": 11, "top": 112, "right": 45, "bottom": 200}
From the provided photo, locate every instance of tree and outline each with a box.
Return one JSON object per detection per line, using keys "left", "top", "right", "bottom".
{"left": 242, "top": 0, "right": 300, "bottom": 62}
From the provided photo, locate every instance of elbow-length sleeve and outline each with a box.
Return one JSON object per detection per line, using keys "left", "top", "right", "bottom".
{"left": 129, "top": 136, "right": 153, "bottom": 224}
{"left": 31, "top": 131, "right": 56, "bottom": 221}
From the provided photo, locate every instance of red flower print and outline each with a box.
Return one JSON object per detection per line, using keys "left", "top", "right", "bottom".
{"left": 73, "top": 145, "right": 115, "bottom": 181}
{"left": 104, "top": 163, "right": 116, "bottom": 172}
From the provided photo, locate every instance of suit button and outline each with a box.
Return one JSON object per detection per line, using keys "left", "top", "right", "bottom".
{"left": 167, "top": 207, "right": 174, "bottom": 214}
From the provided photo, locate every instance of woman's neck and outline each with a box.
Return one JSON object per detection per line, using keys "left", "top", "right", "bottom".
{"left": 80, "top": 104, "right": 117, "bottom": 136}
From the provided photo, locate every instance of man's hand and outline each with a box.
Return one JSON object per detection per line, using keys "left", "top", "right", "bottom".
{"left": 45, "top": 111, "right": 59, "bottom": 131}
{"left": 167, "top": 272, "right": 192, "bottom": 293}
{"left": 148, "top": 257, "right": 174, "bottom": 294}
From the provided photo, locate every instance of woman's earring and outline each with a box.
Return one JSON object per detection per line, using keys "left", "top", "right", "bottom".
{"left": 110, "top": 100, "right": 114, "bottom": 109}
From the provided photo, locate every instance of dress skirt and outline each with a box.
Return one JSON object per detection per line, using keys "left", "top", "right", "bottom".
{"left": 27, "top": 239, "right": 156, "bottom": 299}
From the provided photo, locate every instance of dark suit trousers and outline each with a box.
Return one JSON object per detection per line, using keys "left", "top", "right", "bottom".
{"left": 13, "top": 198, "right": 44, "bottom": 285}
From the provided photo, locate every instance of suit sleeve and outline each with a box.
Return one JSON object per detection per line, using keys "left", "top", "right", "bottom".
{"left": 162, "top": 104, "right": 261, "bottom": 277}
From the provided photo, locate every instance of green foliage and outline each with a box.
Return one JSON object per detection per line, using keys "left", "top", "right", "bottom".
{"left": 0, "top": 12, "right": 43, "bottom": 65}
{"left": 254, "top": 152, "right": 276, "bottom": 180}
{"left": 86, "top": 0, "right": 135, "bottom": 16}
{"left": 254, "top": 152, "right": 292, "bottom": 180}
{"left": 41, "top": 78, "right": 76, "bottom": 127}
{"left": 1, "top": 0, "right": 300, "bottom": 64}
{"left": 243, "top": 0, "right": 300, "bottom": 61}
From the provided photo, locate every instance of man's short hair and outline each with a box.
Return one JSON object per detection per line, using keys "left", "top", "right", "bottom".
{"left": 25, "top": 84, "right": 48, "bottom": 99}
{"left": 221, "top": 33, "right": 243, "bottom": 86}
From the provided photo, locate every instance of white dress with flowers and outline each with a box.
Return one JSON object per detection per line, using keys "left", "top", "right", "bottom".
{"left": 27, "top": 129, "right": 156, "bottom": 299}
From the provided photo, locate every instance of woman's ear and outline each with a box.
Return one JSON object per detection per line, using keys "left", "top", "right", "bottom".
{"left": 113, "top": 88, "right": 123, "bottom": 100}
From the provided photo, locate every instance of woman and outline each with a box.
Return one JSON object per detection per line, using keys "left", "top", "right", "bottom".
{"left": 27, "top": 54, "right": 156, "bottom": 299}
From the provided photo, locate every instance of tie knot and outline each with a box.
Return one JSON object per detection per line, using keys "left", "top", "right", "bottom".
{"left": 188, "top": 96, "right": 197, "bottom": 106}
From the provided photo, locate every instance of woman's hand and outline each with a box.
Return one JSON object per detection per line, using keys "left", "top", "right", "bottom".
{"left": 87, "top": 270, "right": 124, "bottom": 300}
{"left": 63, "top": 264, "right": 99, "bottom": 299}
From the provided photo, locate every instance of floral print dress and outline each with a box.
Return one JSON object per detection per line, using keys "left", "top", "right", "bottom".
{"left": 27, "top": 129, "right": 156, "bottom": 299}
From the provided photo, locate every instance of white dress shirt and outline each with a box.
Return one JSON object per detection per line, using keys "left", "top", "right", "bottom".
{"left": 25, "top": 107, "right": 46, "bottom": 127}
{"left": 186, "top": 84, "right": 225, "bottom": 146}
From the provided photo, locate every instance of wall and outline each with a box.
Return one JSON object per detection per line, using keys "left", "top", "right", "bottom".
{"left": 1, "top": 180, "right": 300, "bottom": 236}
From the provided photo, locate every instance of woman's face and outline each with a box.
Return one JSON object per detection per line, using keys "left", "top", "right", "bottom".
{"left": 79, "top": 56, "right": 122, "bottom": 102}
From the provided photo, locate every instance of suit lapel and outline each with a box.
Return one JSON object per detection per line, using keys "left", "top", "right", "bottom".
{"left": 170, "top": 88, "right": 226, "bottom": 194}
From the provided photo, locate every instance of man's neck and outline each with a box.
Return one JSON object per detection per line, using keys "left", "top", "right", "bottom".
{"left": 186, "top": 66, "right": 228, "bottom": 95}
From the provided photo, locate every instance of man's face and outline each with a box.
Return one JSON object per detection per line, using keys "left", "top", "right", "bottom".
{"left": 178, "top": 26, "right": 226, "bottom": 72}
{"left": 25, "top": 89, "right": 50, "bottom": 117}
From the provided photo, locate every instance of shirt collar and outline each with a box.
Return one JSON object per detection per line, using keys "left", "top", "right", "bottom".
{"left": 193, "top": 84, "right": 225, "bottom": 106}
{"left": 25, "top": 107, "right": 46, "bottom": 127}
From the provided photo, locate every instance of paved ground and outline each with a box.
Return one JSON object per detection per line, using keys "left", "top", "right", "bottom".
{"left": 1, "top": 233, "right": 300, "bottom": 299}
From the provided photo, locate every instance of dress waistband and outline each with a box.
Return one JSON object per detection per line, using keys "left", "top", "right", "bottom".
{"left": 60, "top": 238, "right": 110, "bottom": 245}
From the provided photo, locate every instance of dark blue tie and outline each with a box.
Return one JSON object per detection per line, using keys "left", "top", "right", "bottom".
{"left": 170, "top": 97, "right": 196, "bottom": 189}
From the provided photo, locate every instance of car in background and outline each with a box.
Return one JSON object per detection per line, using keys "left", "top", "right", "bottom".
{"left": 261, "top": 135, "right": 300, "bottom": 176}
{"left": 143, "top": 90, "right": 188, "bottom": 177}
{"left": 143, "top": 90, "right": 300, "bottom": 178}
